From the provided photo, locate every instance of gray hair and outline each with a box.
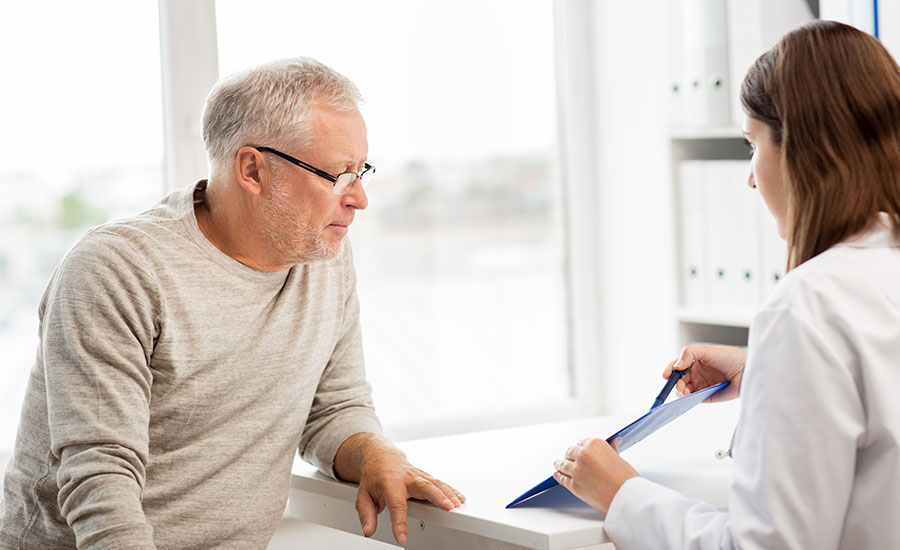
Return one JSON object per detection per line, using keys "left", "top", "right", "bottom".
{"left": 201, "top": 57, "right": 363, "bottom": 177}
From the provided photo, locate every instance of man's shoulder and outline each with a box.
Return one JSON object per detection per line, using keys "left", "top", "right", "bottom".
{"left": 48, "top": 186, "right": 197, "bottom": 288}
{"left": 96, "top": 184, "right": 193, "bottom": 240}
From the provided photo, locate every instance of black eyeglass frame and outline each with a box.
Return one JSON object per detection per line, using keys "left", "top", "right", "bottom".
{"left": 253, "top": 146, "right": 373, "bottom": 193}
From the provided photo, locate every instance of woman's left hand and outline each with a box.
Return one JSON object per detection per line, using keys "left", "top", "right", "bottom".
{"left": 553, "top": 437, "right": 639, "bottom": 514}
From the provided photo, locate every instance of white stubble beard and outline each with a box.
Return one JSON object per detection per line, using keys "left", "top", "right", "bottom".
{"left": 259, "top": 181, "right": 343, "bottom": 265}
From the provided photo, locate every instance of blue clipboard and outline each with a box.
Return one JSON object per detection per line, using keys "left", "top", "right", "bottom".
{"left": 505, "top": 382, "right": 729, "bottom": 508}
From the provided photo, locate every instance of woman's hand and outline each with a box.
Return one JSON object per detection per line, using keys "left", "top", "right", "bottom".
{"left": 553, "top": 437, "right": 638, "bottom": 514}
{"left": 664, "top": 345, "right": 747, "bottom": 402}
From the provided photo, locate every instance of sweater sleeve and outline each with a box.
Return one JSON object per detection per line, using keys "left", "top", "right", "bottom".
{"left": 42, "top": 230, "right": 160, "bottom": 549}
{"left": 299, "top": 241, "right": 383, "bottom": 478}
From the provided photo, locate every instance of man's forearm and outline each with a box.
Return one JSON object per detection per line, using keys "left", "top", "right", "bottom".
{"left": 333, "top": 432, "right": 405, "bottom": 482}
{"left": 335, "top": 431, "right": 464, "bottom": 544}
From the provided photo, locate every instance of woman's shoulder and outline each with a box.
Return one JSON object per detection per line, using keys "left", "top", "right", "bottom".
{"left": 761, "top": 227, "right": 900, "bottom": 322}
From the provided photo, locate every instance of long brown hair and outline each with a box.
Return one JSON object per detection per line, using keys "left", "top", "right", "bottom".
{"left": 741, "top": 20, "right": 900, "bottom": 269}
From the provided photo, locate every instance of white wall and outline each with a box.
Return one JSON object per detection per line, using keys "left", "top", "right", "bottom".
{"left": 881, "top": 2, "right": 900, "bottom": 58}
{"left": 587, "top": 1, "right": 678, "bottom": 414}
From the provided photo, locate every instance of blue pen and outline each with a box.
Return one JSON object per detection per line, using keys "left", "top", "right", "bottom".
{"left": 650, "top": 361, "right": 694, "bottom": 410}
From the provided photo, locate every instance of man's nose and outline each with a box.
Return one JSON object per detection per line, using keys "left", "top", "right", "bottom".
{"left": 342, "top": 179, "right": 368, "bottom": 210}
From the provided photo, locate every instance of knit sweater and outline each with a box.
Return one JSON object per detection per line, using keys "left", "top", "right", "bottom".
{"left": 0, "top": 182, "right": 382, "bottom": 549}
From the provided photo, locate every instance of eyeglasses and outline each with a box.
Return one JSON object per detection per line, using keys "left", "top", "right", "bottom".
{"left": 254, "top": 146, "right": 375, "bottom": 195}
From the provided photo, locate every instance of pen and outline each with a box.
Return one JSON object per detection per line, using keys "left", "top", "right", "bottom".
{"left": 650, "top": 361, "right": 694, "bottom": 410}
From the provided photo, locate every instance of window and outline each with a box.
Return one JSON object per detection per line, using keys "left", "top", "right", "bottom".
{"left": 0, "top": 1, "right": 165, "bottom": 453}
{"left": 215, "top": 0, "right": 571, "bottom": 437}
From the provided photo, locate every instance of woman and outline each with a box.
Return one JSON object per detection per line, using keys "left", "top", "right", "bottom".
{"left": 553, "top": 20, "right": 900, "bottom": 549}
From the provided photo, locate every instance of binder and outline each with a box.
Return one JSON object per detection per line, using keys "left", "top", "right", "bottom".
{"left": 668, "top": 0, "right": 688, "bottom": 128}
{"left": 727, "top": 161, "right": 760, "bottom": 311}
{"left": 705, "top": 162, "right": 738, "bottom": 311}
{"left": 678, "top": 161, "right": 709, "bottom": 310}
{"left": 681, "top": 0, "right": 731, "bottom": 127}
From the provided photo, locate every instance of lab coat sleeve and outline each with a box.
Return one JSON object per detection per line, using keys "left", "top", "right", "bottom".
{"left": 603, "top": 305, "right": 864, "bottom": 550}
{"left": 604, "top": 476, "right": 735, "bottom": 550}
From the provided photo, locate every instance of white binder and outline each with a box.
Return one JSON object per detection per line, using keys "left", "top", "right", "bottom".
{"left": 727, "top": 160, "right": 761, "bottom": 311}
{"left": 678, "top": 161, "right": 709, "bottom": 309}
{"left": 668, "top": 1, "right": 688, "bottom": 129}
{"left": 682, "top": 0, "right": 731, "bottom": 127}
{"left": 705, "top": 161, "right": 738, "bottom": 311}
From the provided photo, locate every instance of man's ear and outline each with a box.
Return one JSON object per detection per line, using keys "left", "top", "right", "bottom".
{"left": 234, "top": 147, "right": 267, "bottom": 196}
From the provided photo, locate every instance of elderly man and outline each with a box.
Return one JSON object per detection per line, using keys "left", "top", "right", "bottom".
{"left": 0, "top": 58, "right": 463, "bottom": 549}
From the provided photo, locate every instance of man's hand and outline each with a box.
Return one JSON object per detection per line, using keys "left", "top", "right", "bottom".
{"left": 334, "top": 433, "right": 465, "bottom": 545}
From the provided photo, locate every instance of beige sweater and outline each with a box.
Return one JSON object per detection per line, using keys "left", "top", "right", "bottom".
{"left": 0, "top": 182, "right": 382, "bottom": 549}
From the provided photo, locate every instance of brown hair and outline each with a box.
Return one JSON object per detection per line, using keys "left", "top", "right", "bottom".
{"left": 741, "top": 20, "right": 900, "bottom": 269}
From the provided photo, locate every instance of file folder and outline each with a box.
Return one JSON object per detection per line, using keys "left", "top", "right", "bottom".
{"left": 506, "top": 382, "right": 729, "bottom": 508}
{"left": 705, "top": 162, "right": 738, "bottom": 310}
{"left": 681, "top": 0, "right": 731, "bottom": 127}
{"left": 678, "top": 161, "right": 709, "bottom": 309}
{"left": 730, "top": 161, "right": 761, "bottom": 310}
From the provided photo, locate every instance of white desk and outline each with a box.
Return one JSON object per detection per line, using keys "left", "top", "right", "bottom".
{"left": 288, "top": 402, "right": 739, "bottom": 549}
{"left": 268, "top": 517, "right": 401, "bottom": 549}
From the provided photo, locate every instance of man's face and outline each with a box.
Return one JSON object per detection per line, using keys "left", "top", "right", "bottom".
{"left": 259, "top": 105, "right": 369, "bottom": 264}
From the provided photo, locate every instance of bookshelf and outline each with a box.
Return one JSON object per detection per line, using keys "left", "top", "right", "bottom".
{"left": 670, "top": 129, "right": 766, "bottom": 349}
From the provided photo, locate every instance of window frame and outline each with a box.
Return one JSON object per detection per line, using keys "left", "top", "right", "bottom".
{"left": 158, "top": 0, "right": 219, "bottom": 191}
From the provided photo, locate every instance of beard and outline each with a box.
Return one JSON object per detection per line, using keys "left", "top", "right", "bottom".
{"left": 259, "top": 180, "right": 343, "bottom": 265}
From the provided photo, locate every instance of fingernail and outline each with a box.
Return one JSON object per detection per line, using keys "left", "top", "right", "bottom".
{"left": 675, "top": 359, "right": 683, "bottom": 369}
{"left": 553, "top": 459, "right": 560, "bottom": 468}
{"left": 398, "top": 533, "right": 407, "bottom": 544}
{"left": 443, "top": 498, "right": 453, "bottom": 508}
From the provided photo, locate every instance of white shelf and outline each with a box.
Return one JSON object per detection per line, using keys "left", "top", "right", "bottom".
{"left": 677, "top": 307, "right": 754, "bottom": 328}
{"left": 669, "top": 126, "right": 743, "bottom": 140}
{"left": 670, "top": 127, "right": 759, "bottom": 348}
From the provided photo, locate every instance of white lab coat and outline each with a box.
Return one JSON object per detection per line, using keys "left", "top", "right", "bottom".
{"left": 603, "top": 213, "right": 900, "bottom": 550}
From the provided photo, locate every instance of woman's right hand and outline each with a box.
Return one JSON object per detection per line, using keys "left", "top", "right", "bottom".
{"left": 663, "top": 345, "right": 747, "bottom": 402}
